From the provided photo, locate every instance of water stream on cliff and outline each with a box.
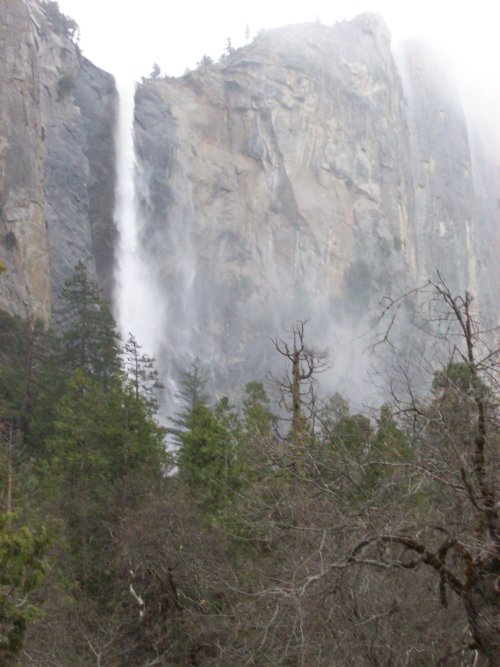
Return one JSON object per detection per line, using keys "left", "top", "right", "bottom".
{"left": 113, "top": 81, "right": 205, "bottom": 414}
{"left": 113, "top": 81, "right": 163, "bottom": 380}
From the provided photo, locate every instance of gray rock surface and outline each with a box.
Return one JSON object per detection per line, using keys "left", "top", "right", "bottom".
{"left": 0, "top": 0, "right": 117, "bottom": 323}
{"left": 134, "top": 15, "right": 495, "bottom": 394}
{"left": 0, "top": 0, "right": 51, "bottom": 323}
{"left": 1, "top": 3, "right": 497, "bottom": 398}
{"left": 395, "top": 40, "right": 476, "bottom": 295}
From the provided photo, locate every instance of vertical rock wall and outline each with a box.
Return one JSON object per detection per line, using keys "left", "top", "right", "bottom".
{"left": 0, "top": 0, "right": 117, "bottom": 324}
{"left": 0, "top": 0, "right": 51, "bottom": 323}
{"left": 395, "top": 40, "right": 477, "bottom": 296}
{"left": 1, "top": 3, "right": 496, "bottom": 396}
{"left": 133, "top": 14, "right": 489, "bottom": 392}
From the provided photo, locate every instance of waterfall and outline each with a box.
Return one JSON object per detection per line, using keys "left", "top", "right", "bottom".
{"left": 113, "top": 80, "right": 161, "bottom": 370}
{"left": 113, "top": 80, "right": 202, "bottom": 413}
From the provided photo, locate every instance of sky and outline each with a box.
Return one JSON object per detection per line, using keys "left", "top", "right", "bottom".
{"left": 55, "top": 0, "right": 499, "bottom": 86}
{"left": 54, "top": 0, "right": 500, "bottom": 148}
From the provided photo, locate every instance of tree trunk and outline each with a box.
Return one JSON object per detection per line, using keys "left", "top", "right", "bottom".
{"left": 463, "top": 557, "right": 500, "bottom": 666}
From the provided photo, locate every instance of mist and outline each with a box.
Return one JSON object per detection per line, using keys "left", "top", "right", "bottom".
{"left": 53, "top": 0, "right": 499, "bottom": 411}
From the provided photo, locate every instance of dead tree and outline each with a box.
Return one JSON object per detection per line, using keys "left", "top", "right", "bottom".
{"left": 270, "top": 321, "right": 328, "bottom": 469}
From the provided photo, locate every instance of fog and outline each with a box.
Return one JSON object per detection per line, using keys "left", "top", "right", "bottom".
{"left": 53, "top": 0, "right": 499, "bottom": 412}
{"left": 55, "top": 0, "right": 500, "bottom": 126}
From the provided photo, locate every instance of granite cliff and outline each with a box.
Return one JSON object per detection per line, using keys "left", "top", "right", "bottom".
{"left": 0, "top": 0, "right": 116, "bottom": 324}
{"left": 1, "top": 3, "right": 497, "bottom": 397}
{"left": 132, "top": 15, "right": 498, "bottom": 393}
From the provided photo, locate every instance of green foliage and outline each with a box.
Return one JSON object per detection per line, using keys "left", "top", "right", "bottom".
{"left": 176, "top": 399, "right": 239, "bottom": 508}
{"left": 0, "top": 312, "right": 52, "bottom": 464}
{"left": 0, "top": 313, "right": 26, "bottom": 421}
{"left": 0, "top": 513, "right": 48, "bottom": 664}
{"left": 432, "top": 361, "right": 476, "bottom": 396}
{"left": 58, "top": 261, "right": 121, "bottom": 388}
{"left": 365, "top": 404, "right": 411, "bottom": 487}
{"left": 45, "top": 370, "right": 164, "bottom": 592}
{"left": 170, "top": 359, "right": 209, "bottom": 449}
{"left": 1, "top": 274, "right": 494, "bottom": 665}
{"left": 123, "top": 333, "right": 163, "bottom": 409}
{"left": 331, "top": 413, "right": 373, "bottom": 456}
{"left": 41, "top": 1, "right": 79, "bottom": 41}
{"left": 243, "top": 381, "right": 276, "bottom": 438}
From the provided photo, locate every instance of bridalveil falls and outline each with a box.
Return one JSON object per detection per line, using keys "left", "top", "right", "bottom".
{"left": 111, "top": 17, "right": 499, "bottom": 406}
{"left": 1, "top": 3, "right": 498, "bottom": 408}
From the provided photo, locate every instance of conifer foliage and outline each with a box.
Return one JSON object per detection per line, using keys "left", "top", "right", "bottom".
{"left": 0, "top": 263, "right": 166, "bottom": 661}
{"left": 0, "top": 267, "right": 497, "bottom": 666}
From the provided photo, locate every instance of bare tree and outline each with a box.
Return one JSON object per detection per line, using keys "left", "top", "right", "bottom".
{"left": 270, "top": 321, "right": 328, "bottom": 468}
{"left": 350, "top": 277, "right": 499, "bottom": 665}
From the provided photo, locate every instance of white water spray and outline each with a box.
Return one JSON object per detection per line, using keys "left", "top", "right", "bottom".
{"left": 113, "top": 80, "right": 161, "bottom": 364}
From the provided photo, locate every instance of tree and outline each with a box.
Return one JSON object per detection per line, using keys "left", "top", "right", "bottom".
{"left": 271, "top": 321, "right": 328, "bottom": 468}
{"left": 0, "top": 513, "right": 48, "bottom": 665}
{"left": 41, "top": 0, "right": 79, "bottom": 42}
{"left": 364, "top": 404, "right": 411, "bottom": 488}
{"left": 123, "top": 333, "right": 163, "bottom": 409}
{"left": 149, "top": 63, "right": 161, "bottom": 80}
{"left": 45, "top": 367, "right": 165, "bottom": 595}
{"left": 198, "top": 54, "right": 213, "bottom": 67}
{"left": 170, "top": 359, "right": 209, "bottom": 436}
{"left": 0, "top": 313, "right": 55, "bottom": 506}
{"left": 243, "top": 381, "right": 276, "bottom": 439}
{"left": 350, "top": 279, "right": 499, "bottom": 665}
{"left": 176, "top": 398, "right": 239, "bottom": 509}
{"left": 58, "top": 261, "right": 121, "bottom": 387}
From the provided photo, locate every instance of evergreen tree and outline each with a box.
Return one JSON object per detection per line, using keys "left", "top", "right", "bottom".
{"left": 242, "top": 381, "right": 276, "bottom": 438}
{"left": 58, "top": 261, "right": 121, "bottom": 387}
{"left": 331, "top": 413, "right": 373, "bottom": 457}
{"left": 176, "top": 401, "right": 228, "bottom": 506}
{"left": 170, "top": 359, "right": 209, "bottom": 443}
{"left": 365, "top": 404, "right": 411, "bottom": 488}
{"left": 123, "top": 333, "right": 163, "bottom": 409}
{"left": 0, "top": 513, "right": 48, "bottom": 665}
{"left": 42, "top": 264, "right": 166, "bottom": 597}
{"left": 45, "top": 368, "right": 165, "bottom": 595}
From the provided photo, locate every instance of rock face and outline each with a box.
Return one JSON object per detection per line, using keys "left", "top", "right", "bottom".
{"left": 395, "top": 40, "right": 477, "bottom": 295}
{"left": 133, "top": 15, "right": 496, "bottom": 394}
{"left": 0, "top": 0, "right": 116, "bottom": 324}
{"left": 1, "top": 4, "right": 497, "bottom": 396}
{"left": 0, "top": 0, "right": 51, "bottom": 323}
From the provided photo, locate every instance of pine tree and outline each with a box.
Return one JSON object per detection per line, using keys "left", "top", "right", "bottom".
{"left": 123, "top": 333, "right": 163, "bottom": 410}
{"left": 365, "top": 404, "right": 410, "bottom": 488}
{"left": 58, "top": 261, "right": 121, "bottom": 387}
{"left": 170, "top": 359, "right": 209, "bottom": 444}
{"left": 243, "top": 381, "right": 276, "bottom": 438}
{"left": 176, "top": 400, "right": 237, "bottom": 508}
{"left": 172, "top": 363, "right": 241, "bottom": 507}
{"left": 46, "top": 368, "right": 165, "bottom": 595}
{"left": 42, "top": 264, "right": 166, "bottom": 597}
{"left": 0, "top": 513, "right": 48, "bottom": 665}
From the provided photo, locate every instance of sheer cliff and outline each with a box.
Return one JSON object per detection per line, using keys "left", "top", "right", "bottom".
{"left": 0, "top": 0, "right": 116, "bottom": 324}
{"left": 133, "top": 15, "right": 496, "bottom": 392}
{"left": 1, "top": 3, "right": 497, "bottom": 397}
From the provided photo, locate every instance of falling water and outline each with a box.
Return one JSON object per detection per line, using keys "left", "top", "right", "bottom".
{"left": 113, "top": 79, "right": 204, "bottom": 413}
{"left": 113, "top": 80, "right": 161, "bottom": 370}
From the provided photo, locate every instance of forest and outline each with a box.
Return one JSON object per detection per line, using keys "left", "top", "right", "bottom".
{"left": 0, "top": 264, "right": 498, "bottom": 666}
